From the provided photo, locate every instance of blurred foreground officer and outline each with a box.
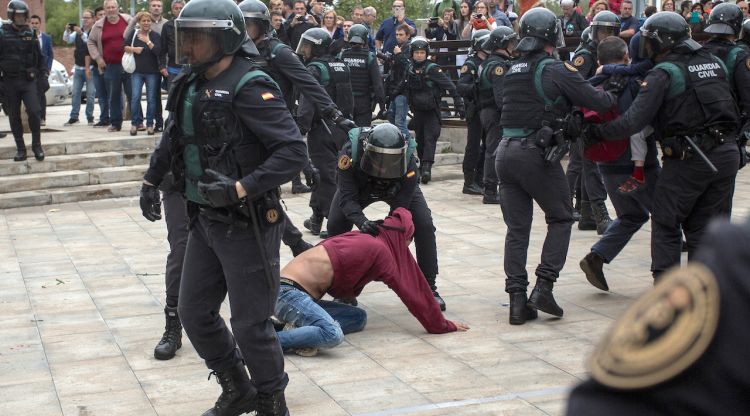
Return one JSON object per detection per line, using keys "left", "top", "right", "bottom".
{"left": 0, "top": 0, "right": 46, "bottom": 161}
{"left": 585, "top": 12, "right": 740, "bottom": 279}
{"left": 567, "top": 219, "right": 750, "bottom": 416}
{"left": 142, "top": 0, "right": 306, "bottom": 413}
{"left": 497, "top": 8, "right": 616, "bottom": 325}
{"left": 326, "top": 123, "right": 446, "bottom": 311}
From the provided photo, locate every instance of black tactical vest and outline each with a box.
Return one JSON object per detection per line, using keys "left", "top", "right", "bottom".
{"left": 654, "top": 50, "right": 739, "bottom": 138}
{"left": 477, "top": 54, "right": 510, "bottom": 109}
{"left": 702, "top": 39, "right": 750, "bottom": 86}
{"left": 167, "top": 58, "right": 275, "bottom": 203}
{"left": 501, "top": 52, "right": 564, "bottom": 131}
{"left": 0, "top": 23, "right": 40, "bottom": 77}
{"left": 339, "top": 47, "right": 374, "bottom": 99}
{"left": 406, "top": 61, "right": 439, "bottom": 111}
{"left": 308, "top": 56, "right": 354, "bottom": 117}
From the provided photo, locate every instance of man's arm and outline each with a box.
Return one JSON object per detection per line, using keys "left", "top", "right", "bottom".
{"left": 548, "top": 63, "right": 616, "bottom": 112}
{"left": 389, "top": 158, "right": 419, "bottom": 208}
{"left": 490, "top": 62, "right": 506, "bottom": 111}
{"left": 369, "top": 55, "right": 386, "bottom": 108}
{"left": 571, "top": 51, "right": 595, "bottom": 78}
{"left": 733, "top": 54, "right": 750, "bottom": 121}
{"left": 144, "top": 122, "right": 173, "bottom": 186}
{"left": 430, "top": 65, "right": 458, "bottom": 95}
{"left": 87, "top": 24, "right": 103, "bottom": 64}
{"left": 598, "top": 69, "right": 669, "bottom": 139}
{"left": 296, "top": 65, "right": 322, "bottom": 131}
{"left": 234, "top": 77, "right": 307, "bottom": 200}
{"left": 44, "top": 34, "right": 53, "bottom": 71}
{"left": 335, "top": 144, "right": 368, "bottom": 227}
{"left": 274, "top": 45, "right": 336, "bottom": 114}
{"left": 456, "top": 63, "right": 476, "bottom": 98}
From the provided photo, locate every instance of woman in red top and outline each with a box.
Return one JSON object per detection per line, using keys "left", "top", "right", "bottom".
{"left": 460, "top": 0, "right": 496, "bottom": 38}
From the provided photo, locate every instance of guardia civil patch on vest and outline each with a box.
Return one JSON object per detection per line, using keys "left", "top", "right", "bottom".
{"left": 564, "top": 62, "right": 578, "bottom": 72}
{"left": 495, "top": 66, "right": 505, "bottom": 76}
{"left": 573, "top": 55, "right": 585, "bottom": 67}
{"left": 589, "top": 264, "right": 720, "bottom": 390}
{"left": 509, "top": 62, "right": 530, "bottom": 74}
{"left": 338, "top": 155, "right": 352, "bottom": 170}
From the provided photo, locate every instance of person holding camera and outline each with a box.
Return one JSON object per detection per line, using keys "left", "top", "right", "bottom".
{"left": 64, "top": 11, "right": 96, "bottom": 126}
{"left": 285, "top": 0, "right": 319, "bottom": 49}
{"left": 461, "top": 0, "right": 496, "bottom": 38}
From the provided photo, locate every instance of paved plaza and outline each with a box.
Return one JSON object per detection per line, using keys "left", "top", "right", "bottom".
{"left": 2, "top": 104, "right": 750, "bottom": 415}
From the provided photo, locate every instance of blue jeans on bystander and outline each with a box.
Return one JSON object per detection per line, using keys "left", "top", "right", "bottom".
{"left": 130, "top": 72, "right": 160, "bottom": 128}
{"left": 388, "top": 94, "right": 411, "bottom": 140}
{"left": 69, "top": 67, "right": 95, "bottom": 122}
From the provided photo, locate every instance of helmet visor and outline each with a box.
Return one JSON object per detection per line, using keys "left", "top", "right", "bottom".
{"left": 592, "top": 25, "right": 620, "bottom": 42}
{"left": 554, "top": 19, "right": 566, "bottom": 48}
{"left": 294, "top": 37, "right": 314, "bottom": 59}
{"left": 638, "top": 26, "right": 660, "bottom": 59}
{"left": 360, "top": 142, "right": 408, "bottom": 179}
{"left": 175, "top": 19, "right": 238, "bottom": 68}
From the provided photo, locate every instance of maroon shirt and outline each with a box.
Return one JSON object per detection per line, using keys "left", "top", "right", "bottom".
{"left": 320, "top": 208, "right": 456, "bottom": 334}
{"left": 102, "top": 17, "right": 127, "bottom": 64}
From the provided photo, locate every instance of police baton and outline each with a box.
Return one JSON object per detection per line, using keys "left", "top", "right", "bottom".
{"left": 683, "top": 136, "right": 718, "bottom": 175}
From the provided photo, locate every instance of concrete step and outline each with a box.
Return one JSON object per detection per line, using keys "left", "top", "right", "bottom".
{"left": 0, "top": 135, "right": 158, "bottom": 159}
{"left": 0, "top": 165, "right": 148, "bottom": 193}
{"left": 436, "top": 141, "right": 452, "bottom": 153}
{"left": 0, "top": 150, "right": 151, "bottom": 176}
{"left": 434, "top": 152, "right": 463, "bottom": 166}
{"left": 0, "top": 181, "right": 141, "bottom": 209}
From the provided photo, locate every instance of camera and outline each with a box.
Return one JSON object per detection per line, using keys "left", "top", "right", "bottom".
{"left": 296, "top": 15, "right": 306, "bottom": 22}
{"left": 428, "top": 16, "right": 439, "bottom": 27}
{"left": 68, "top": 22, "right": 77, "bottom": 30}
{"left": 476, "top": 13, "right": 483, "bottom": 19}
{"left": 376, "top": 51, "right": 394, "bottom": 62}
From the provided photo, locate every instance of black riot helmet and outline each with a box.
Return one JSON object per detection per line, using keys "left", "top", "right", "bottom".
{"left": 409, "top": 36, "right": 431, "bottom": 64}
{"left": 482, "top": 26, "right": 518, "bottom": 52}
{"left": 742, "top": 19, "right": 750, "bottom": 42}
{"left": 516, "top": 8, "right": 565, "bottom": 52}
{"left": 348, "top": 24, "right": 369, "bottom": 46}
{"left": 295, "top": 28, "right": 332, "bottom": 62}
{"left": 7, "top": 0, "right": 30, "bottom": 23}
{"left": 238, "top": 0, "right": 271, "bottom": 41}
{"left": 175, "top": 0, "right": 248, "bottom": 74}
{"left": 705, "top": 3, "right": 744, "bottom": 36}
{"left": 590, "top": 11, "right": 621, "bottom": 43}
{"left": 639, "top": 11, "right": 701, "bottom": 59}
{"left": 470, "top": 29, "right": 491, "bottom": 53}
{"left": 360, "top": 123, "right": 408, "bottom": 179}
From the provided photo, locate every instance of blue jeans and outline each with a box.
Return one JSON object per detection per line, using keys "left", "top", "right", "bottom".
{"left": 275, "top": 284, "right": 367, "bottom": 350}
{"left": 388, "top": 94, "right": 411, "bottom": 139}
{"left": 70, "top": 67, "right": 95, "bottom": 121}
{"left": 130, "top": 72, "right": 159, "bottom": 127}
{"left": 92, "top": 67, "right": 109, "bottom": 123}
{"left": 103, "top": 64, "right": 125, "bottom": 128}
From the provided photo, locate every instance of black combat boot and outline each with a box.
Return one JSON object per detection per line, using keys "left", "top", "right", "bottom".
{"left": 433, "top": 290, "right": 446, "bottom": 311}
{"left": 579, "top": 251, "right": 608, "bottom": 291}
{"left": 202, "top": 363, "right": 257, "bottom": 416}
{"left": 577, "top": 201, "right": 596, "bottom": 231}
{"left": 291, "top": 174, "right": 311, "bottom": 194}
{"left": 592, "top": 201, "right": 613, "bottom": 235}
{"left": 482, "top": 184, "right": 502, "bottom": 204}
{"left": 420, "top": 162, "right": 433, "bottom": 184}
{"left": 31, "top": 137, "right": 44, "bottom": 161}
{"left": 289, "top": 239, "right": 313, "bottom": 257}
{"left": 13, "top": 138, "right": 26, "bottom": 162}
{"left": 527, "top": 278, "right": 563, "bottom": 317}
{"left": 508, "top": 292, "right": 538, "bottom": 325}
{"left": 256, "top": 390, "right": 289, "bottom": 416}
{"left": 571, "top": 197, "right": 581, "bottom": 222}
{"left": 303, "top": 213, "right": 323, "bottom": 236}
{"left": 154, "top": 306, "right": 182, "bottom": 360}
{"left": 462, "top": 172, "right": 483, "bottom": 195}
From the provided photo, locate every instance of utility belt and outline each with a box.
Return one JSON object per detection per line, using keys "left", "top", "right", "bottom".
{"left": 661, "top": 132, "right": 732, "bottom": 160}
{"left": 0, "top": 67, "right": 38, "bottom": 81}
{"left": 196, "top": 189, "right": 283, "bottom": 230}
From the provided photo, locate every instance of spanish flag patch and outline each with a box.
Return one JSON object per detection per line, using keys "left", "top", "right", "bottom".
{"left": 261, "top": 92, "right": 275, "bottom": 101}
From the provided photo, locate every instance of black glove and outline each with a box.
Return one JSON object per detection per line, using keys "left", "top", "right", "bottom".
{"left": 358, "top": 220, "right": 383, "bottom": 236}
{"left": 303, "top": 160, "right": 321, "bottom": 190}
{"left": 330, "top": 109, "right": 356, "bottom": 132}
{"left": 582, "top": 124, "right": 603, "bottom": 148}
{"left": 454, "top": 97, "right": 465, "bottom": 119}
{"left": 297, "top": 123, "right": 309, "bottom": 136}
{"left": 563, "top": 111, "right": 583, "bottom": 141}
{"left": 604, "top": 74, "right": 627, "bottom": 95}
{"left": 139, "top": 183, "right": 162, "bottom": 222}
{"left": 376, "top": 108, "right": 388, "bottom": 120}
{"left": 197, "top": 169, "right": 241, "bottom": 208}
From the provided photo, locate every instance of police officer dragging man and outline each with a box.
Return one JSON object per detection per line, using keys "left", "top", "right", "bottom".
{"left": 584, "top": 12, "right": 741, "bottom": 280}
{"left": 0, "top": 0, "right": 46, "bottom": 162}
{"left": 140, "top": 0, "right": 306, "bottom": 413}
{"left": 295, "top": 28, "right": 356, "bottom": 238}
{"left": 338, "top": 24, "right": 387, "bottom": 127}
{"left": 496, "top": 8, "right": 616, "bottom": 325}
{"left": 326, "top": 123, "right": 448, "bottom": 311}
{"left": 395, "top": 36, "right": 465, "bottom": 184}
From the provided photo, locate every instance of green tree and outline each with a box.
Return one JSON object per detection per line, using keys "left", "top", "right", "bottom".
{"left": 333, "top": 0, "right": 432, "bottom": 32}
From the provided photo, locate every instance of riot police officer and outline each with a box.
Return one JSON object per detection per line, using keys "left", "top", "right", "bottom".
{"left": 0, "top": 0, "right": 46, "bottom": 162}
{"left": 497, "top": 8, "right": 616, "bottom": 325}
{"left": 740, "top": 19, "right": 750, "bottom": 48}
{"left": 141, "top": 0, "right": 306, "bottom": 413}
{"left": 568, "top": 11, "right": 621, "bottom": 234}
{"left": 457, "top": 29, "right": 490, "bottom": 197}
{"left": 476, "top": 27, "right": 518, "bottom": 204}
{"left": 338, "top": 24, "right": 387, "bottom": 127}
{"left": 296, "top": 28, "right": 355, "bottom": 237}
{"left": 396, "top": 37, "right": 465, "bottom": 184}
{"left": 586, "top": 12, "right": 740, "bottom": 279}
{"left": 326, "top": 123, "right": 447, "bottom": 310}
{"left": 703, "top": 3, "right": 750, "bottom": 148}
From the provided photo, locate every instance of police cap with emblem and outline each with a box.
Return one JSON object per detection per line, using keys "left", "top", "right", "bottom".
{"left": 705, "top": 3, "right": 744, "bottom": 36}
{"left": 639, "top": 11, "right": 701, "bottom": 59}
{"left": 516, "top": 8, "right": 565, "bottom": 53}
{"left": 482, "top": 26, "right": 518, "bottom": 52}
{"left": 360, "top": 123, "right": 408, "bottom": 179}
{"left": 348, "top": 24, "right": 369, "bottom": 46}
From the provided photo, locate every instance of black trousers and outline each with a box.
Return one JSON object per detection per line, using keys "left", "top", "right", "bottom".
{"left": 496, "top": 138, "right": 573, "bottom": 293}
{"left": 462, "top": 107, "right": 484, "bottom": 175}
{"left": 571, "top": 140, "right": 608, "bottom": 204}
{"left": 413, "top": 109, "right": 441, "bottom": 164}
{"left": 479, "top": 108, "right": 501, "bottom": 187}
{"left": 326, "top": 187, "right": 439, "bottom": 287}
{"left": 3, "top": 78, "right": 41, "bottom": 149}
{"left": 651, "top": 142, "right": 739, "bottom": 276}
{"left": 281, "top": 210, "right": 304, "bottom": 247}
{"left": 307, "top": 121, "right": 345, "bottom": 218}
{"left": 162, "top": 189, "right": 188, "bottom": 308}
{"left": 353, "top": 96, "right": 373, "bottom": 127}
{"left": 178, "top": 214, "right": 288, "bottom": 393}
